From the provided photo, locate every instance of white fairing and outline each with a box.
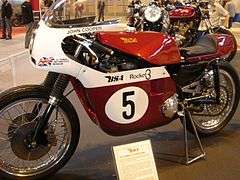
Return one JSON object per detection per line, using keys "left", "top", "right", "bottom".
{"left": 31, "top": 20, "right": 170, "bottom": 88}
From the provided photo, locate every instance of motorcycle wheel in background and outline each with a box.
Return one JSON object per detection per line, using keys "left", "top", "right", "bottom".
{"left": 185, "top": 62, "right": 240, "bottom": 136}
{"left": 0, "top": 85, "right": 80, "bottom": 179}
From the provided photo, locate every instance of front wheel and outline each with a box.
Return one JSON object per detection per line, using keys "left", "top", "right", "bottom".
{"left": 0, "top": 85, "right": 80, "bottom": 179}
{"left": 185, "top": 62, "right": 240, "bottom": 136}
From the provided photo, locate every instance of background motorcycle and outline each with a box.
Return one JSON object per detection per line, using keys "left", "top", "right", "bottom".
{"left": 0, "top": 0, "right": 238, "bottom": 177}
{"left": 128, "top": 0, "right": 237, "bottom": 61}
{"left": 168, "top": 0, "right": 237, "bottom": 61}
{"left": 127, "top": 0, "right": 143, "bottom": 30}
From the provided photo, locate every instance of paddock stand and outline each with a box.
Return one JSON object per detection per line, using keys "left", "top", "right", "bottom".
{"left": 179, "top": 103, "right": 206, "bottom": 165}
{"left": 156, "top": 103, "right": 206, "bottom": 165}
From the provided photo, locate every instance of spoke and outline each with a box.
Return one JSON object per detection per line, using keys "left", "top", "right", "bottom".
{"left": 13, "top": 106, "right": 22, "bottom": 115}
{"left": 0, "top": 128, "right": 17, "bottom": 137}
{"left": 0, "top": 143, "right": 11, "bottom": 151}
{"left": 6, "top": 111, "right": 14, "bottom": 122}
{"left": 47, "top": 152, "right": 52, "bottom": 160}
{"left": 56, "top": 137, "right": 66, "bottom": 145}
{"left": 8, "top": 156, "right": 18, "bottom": 166}
{"left": 19, "top": 104, "right": 28, "bottom": 114}
{"left": 49, "top": 120, "right": 65, "bottom": 129}
{"left": 48, "top": 107, "right": 59, "bottom": 126}
{"left": 0, "top": 143, "right": 11, "bottom": 150}
{"left": 0, "top": 136, "right": 13, "bottom": 143}
{"left": 34, "top": 102, "right": 42, "bottom": 115}
{"left": 14, "top": 157, "right": 22, "bottom": 168}
{"left": 37, "top": 157, "right": 46, "bottom": 166}
{"left": 27, "top": 152, "right": 31, "bottom": 161}
{"left": 21, "top": 159, "right": 25, "bottom": 169}
{"left": 55, "top": 134, "right": 66, "bottom": 141}
{"left": 49, "top": 118, "right": 65, "bottom": 127}
{"left": 25, "top": 101, "right": 31, "bottom": 114}
{"left": 0, "top": 115, "right": 13, "bottom": 125}
{"left": 54, "top": 129, "right": 67, "bottom": 137}
{"left": 29, "top": 102, "right": 44, "bottom": 122}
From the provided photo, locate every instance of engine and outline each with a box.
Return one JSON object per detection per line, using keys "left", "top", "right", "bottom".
{"left": 170, "top": 21, "right": 193, "bottom": 46}
{"left": 62, "top": 35, "right": 142, "bottom": 73}
{"left": 82, "top": 51, "right": 139, "bottom": 73}
{"left": 162, "top": 94, "right": 178, "bottom": 119}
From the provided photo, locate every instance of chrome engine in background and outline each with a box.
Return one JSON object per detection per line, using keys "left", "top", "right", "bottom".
{"left": 162, "top": 94, "right": 178, "bottom": 119}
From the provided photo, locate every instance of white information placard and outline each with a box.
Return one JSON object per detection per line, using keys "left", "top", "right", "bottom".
{"left": 113, "top": 140, "right": 159, "bottom": 180}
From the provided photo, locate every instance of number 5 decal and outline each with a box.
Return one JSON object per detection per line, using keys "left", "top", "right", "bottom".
{"left": 122, "top": 91, "right": 135, "bottom": 119}
{"left": 105, "top": 87, "right": 149, "bottom": 124}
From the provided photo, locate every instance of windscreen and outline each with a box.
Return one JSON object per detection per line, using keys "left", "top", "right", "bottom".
{"left": 43, "top": 0, "right": 95, "bottom": 27}
{"left": 43, "top": 0, "right": 129, "bottom": 27}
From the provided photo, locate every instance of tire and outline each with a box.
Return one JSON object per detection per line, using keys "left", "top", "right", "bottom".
{"left": 0, "top": 85, "right": 80, "bottom": 179}
{"left": 213, "top": 27, "right": 238, "bottom": 61}
{"left": 184, "top": 62, "right": 240, "bottom": 136}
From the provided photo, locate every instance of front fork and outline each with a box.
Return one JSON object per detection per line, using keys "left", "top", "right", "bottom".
{"left": 32, "top": 73, "right": 69, "bottom": 145}
{"left": 32, "top": 72, "right": 59, "bottom": 117}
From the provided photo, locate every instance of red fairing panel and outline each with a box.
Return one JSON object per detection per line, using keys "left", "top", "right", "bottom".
{"left": 216, "top": 34, "right": 235, "bottom": 56}
{"left": 186, "top": 34, "right": 235, "bottom": 62}
{"left": 169, "top": 6, "right": 196, "bottom": 20}
{"left": 71, "top": 78, "right": 176, "bottom": 136}
{"left": 97, "top": 32, "right": 181, "bottom": 65}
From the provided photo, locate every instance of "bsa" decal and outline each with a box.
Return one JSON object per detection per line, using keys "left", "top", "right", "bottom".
{"left": 105, "top": 75, "right": 124, "bottom": 83}
{"left": 120, "top": 37, "right": 138, "bottom": 44}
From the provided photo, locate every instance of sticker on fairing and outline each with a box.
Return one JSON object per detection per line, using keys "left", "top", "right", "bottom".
{"left": 105, "top": 87, "right": 149, "bottom": 124}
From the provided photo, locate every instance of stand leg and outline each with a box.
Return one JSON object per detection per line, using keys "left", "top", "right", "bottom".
{"left": 180, "top": 104, "right": 206, "bottom": 165}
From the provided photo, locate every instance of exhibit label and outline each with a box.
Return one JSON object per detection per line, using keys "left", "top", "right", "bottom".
{"left": 113, "top": 140, "right": 159, "bottom": 180}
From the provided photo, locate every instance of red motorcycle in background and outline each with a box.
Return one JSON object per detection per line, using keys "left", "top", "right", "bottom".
{"left": 128, "top": 0, "right": 237, "bottom": 61}
{"left": 168, "top": 0, "right": 237, "bottom": 61}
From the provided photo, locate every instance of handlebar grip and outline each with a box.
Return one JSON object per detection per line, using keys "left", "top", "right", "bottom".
{"left": 92, "top": 41, "right": 114, "bottom": 55}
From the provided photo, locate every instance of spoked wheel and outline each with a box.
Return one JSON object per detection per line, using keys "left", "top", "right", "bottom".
{"left": 185, "top": 62, "right": 240, "bottom": 136}
{"left": 0, "top": 85, "right": 80, "bottom": 179}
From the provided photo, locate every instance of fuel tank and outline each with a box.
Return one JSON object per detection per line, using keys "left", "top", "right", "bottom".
{"left": 169, "top": 6, "right": 196, "bottom": 20}
{"left": 96, "top": 32, "right": 181, "bottom": 65}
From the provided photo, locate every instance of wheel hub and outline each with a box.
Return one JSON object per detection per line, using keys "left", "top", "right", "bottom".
{"left": 10, "top": 114, "right": 56, "bottom": 161}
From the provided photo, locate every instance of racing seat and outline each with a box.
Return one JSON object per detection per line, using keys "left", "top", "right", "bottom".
{"left": 180, "top": 35, "right": 218, "bottom": 57}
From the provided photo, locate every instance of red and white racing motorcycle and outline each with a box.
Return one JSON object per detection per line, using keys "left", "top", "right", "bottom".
{"left": 0, "top": 0, "right": 239, "bottom": 179}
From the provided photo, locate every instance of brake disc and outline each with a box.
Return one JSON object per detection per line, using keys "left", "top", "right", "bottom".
{"left": 10, "top": 114, "right": 57, "bottom": 161}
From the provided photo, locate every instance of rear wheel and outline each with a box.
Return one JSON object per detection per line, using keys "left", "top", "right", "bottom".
{"left": 185, "top": 62, "right": 240, "bottom": 136}
{"left": 0, "top": 85, "right": 80, "bottom": 179}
